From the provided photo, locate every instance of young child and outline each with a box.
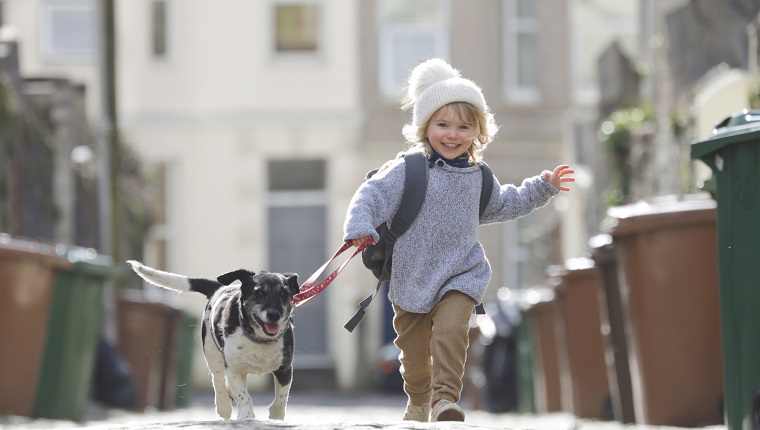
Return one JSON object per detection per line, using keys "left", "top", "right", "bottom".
{"left": 343, "top": 58, "right": 574, "bottom": 422}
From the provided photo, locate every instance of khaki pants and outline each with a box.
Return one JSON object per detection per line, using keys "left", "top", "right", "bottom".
{"left": 392, "top": 290, "right": 476, "bottom": 406}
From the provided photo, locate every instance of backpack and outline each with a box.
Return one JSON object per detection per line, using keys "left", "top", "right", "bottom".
{"left": 344, "top": 152, "right": 494, "bottom": 332}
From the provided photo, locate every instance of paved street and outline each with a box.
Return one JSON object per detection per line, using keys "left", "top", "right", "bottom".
{"left": 0, "top": 390, "right": 728, "bottom": 430}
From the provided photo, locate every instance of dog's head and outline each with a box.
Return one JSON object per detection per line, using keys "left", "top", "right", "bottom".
{"left": 217, "top": 269, "right": 299, "bottom": 339}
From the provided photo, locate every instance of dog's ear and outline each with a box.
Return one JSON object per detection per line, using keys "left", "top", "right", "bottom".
{"left": 217, "top": 269, "right": 256, "bottom": 286}
{"left": 283, "top": 273, "right": 300, "bottom": 295}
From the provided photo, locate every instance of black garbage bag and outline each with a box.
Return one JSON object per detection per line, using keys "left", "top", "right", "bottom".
{"left": 481, "top": 326, "right": 518, "bottom": 412}
{"left": 478, "top": 297, "right": 520, "bottom": 413}
{"left": 91, "top": 337, "right": 139, "bottom": 410}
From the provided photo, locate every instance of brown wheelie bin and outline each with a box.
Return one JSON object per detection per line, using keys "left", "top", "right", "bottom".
{"left": 550, "top": 259, "right": 610, "bottom": 420}
{"left": 0, "top": 237, "right": 70, "bottom": 417}
{"left": 589, "top": 234, "right": 636, "bottom": 424}
{"left": 117, "top": 290, "right": 183, "bottom": 411}
{"left": 604, "top": 196, "right": 723, "bottom": 426}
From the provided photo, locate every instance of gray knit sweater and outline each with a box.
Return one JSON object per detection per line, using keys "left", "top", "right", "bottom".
{"left": 343, "top": 151, "right": 560, "bottom": 313}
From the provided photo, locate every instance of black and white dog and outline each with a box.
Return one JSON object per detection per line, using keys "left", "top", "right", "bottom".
{"left": 126, "top": 260, "right": 299, "bottom": 421}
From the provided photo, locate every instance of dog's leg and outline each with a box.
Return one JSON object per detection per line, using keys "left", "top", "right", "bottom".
{"left": 226, "top": 368, "right": 255, "bottom": 420}
{"left": 204, "top": 345, "right": 232, "bottom": 420}
{"left": 268, "top": 380, "right": 291, "bottom": 420}
{"left": 269, "top": 366, "right": 293, "bottom": 420}
{"left": 268, "top": 327, "right": 294, "bottom": 420}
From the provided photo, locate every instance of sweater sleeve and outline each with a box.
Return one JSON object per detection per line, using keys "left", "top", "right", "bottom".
{"left": 480, "top": 171, "right": 560, "bottom": 224}
{"left": 343, "top": 159, "right": 406, "bottom": 242}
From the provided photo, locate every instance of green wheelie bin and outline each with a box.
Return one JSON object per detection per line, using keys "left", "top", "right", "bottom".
{"left": 521, "top": 287, "right": 562, "bottom": 414}
{"left": 32, "top": 246, "right": 118, "bottom": 421}
{"left": 174, "top": 312, "right": 197, "bottom": 408}
{"left": 514, "top": 300, "right": 536, "bottom": 414}
{"left": 691, "top": 109, "right": 760, "bottom": 430}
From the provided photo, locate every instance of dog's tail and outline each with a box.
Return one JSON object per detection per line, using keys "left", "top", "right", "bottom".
{"left": 126, "top": 260, "right": 222, "bottom": 299}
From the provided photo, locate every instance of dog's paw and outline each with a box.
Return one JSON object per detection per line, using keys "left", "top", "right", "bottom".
{"left": 269, "top": 404, "right": 286, "bottom": 420}
{"left": 215, "top": 401, "right": 232, "bottom": 420}
{"left": 269, "top": 411, "right": 285, "bottom": 420}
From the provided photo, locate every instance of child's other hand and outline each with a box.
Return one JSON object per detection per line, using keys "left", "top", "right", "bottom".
{"left": 350, "top": 236, "right": 375, "bottom": 248}
{"left": 544, "top": 165, "right": 575, "bottom": 191}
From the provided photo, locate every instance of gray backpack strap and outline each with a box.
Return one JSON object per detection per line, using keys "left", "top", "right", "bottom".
{"left": 387, "top": 152, "right": 428, "bottom": 242}
{"left": 345, "top": 153, "right": 428, "bottom": 332}
{"left": 474, "top": 162, "right": 495, "bottom": 316}
{"left": 478, "top": 162, "right": 494, "bottom": 218}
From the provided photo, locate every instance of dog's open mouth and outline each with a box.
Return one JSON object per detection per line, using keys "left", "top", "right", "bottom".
{"left": 264, "top": 323, "right": 280, "bottom": 336}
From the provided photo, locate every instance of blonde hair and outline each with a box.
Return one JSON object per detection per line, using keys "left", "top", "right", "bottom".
{"left": 401, "top": 102, "right": 498, "bottom": 164}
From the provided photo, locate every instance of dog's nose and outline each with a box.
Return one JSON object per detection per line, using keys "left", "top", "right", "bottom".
{"left": 266, "top": 310, "right": 282, "bottom": 322}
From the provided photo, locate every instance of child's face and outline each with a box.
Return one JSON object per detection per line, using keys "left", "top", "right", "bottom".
{"left": 425, "top": 105, "right": 476, "bottom": 161}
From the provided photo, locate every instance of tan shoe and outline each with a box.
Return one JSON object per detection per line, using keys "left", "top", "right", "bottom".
{"left": 431, "top": 399, "right": 465, "bottom": 422}
{"left": 403, "top": 402, "right": 430, "bottom": 422}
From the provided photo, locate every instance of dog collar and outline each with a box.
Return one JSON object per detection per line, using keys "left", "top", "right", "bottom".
{"left": 240, "top": 309, "right": 284, "bottom": 344}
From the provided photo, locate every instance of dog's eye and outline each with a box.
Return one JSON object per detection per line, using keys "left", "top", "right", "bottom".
{"left": 252, "top": 287, "right": 265, "bottom": 296}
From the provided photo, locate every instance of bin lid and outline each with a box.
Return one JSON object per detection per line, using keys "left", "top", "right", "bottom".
{"left": 691, "top": 109, "right": 760, "bottom": 160}
{"left": 544, "top": 258, "right": 595, "bottom": 283}
{"left": 54, "top": 244, "right": 119, "bottom": 277}
{"left": 561, "top": 257, "right": 596, "bottom": 277}
{"left": 545, "top": 258, "right": 596, "bottom": 297}
{"left": 119, "top": 288, "right": 183, "bottom": 312}
{"left": 518, "top": 287, "right": 556, "bottom": 313}
{"left": 0, "top": 234, "right": 71, "bottom": 269}
{"left": 602, "top": 194, "right": 716, "bottom": 237}
{"left": 588, "top": 233, "right": 614, "bottom": 258}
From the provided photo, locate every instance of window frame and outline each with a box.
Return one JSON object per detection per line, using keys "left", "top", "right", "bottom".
{"left": 150, "top": 0, "right": 171, "bottom": 61}
{"left": 39, "top": 0, "right": 96, "bottom": 62}
{"left": 376, "top": 0, "right": 451, "bottom": 99}
{"left": 270, "top": 0, "right": 323, "bottom": 59}
{"left": 503, "top": 0, "right": 541, "bottom": 105}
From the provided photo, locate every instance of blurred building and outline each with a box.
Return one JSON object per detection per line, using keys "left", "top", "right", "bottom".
{"left": 2, "top": 0, "right": 650, "bottom": 391}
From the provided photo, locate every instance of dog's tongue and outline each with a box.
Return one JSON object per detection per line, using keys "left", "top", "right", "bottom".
{"left": 264, "top": 323, "right": 279, "bottom": 335}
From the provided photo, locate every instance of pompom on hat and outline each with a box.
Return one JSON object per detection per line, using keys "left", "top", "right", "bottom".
{"left": 404, "top": 58, "right": 489, "bottom": 128}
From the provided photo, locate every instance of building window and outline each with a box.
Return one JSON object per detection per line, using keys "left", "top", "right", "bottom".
{"left": 269, "top": 159, "right": 325, "bottom": 190}
{"left": 377, "top": 0, "right": 450, "bottom": 98}
{"left": 273, "top": 1, "right": 320, "bottom": 53}
{"left": 504, "top": 0, "right": 540, "bottom": 104}
{"left": 40, "top": 1, "right": 96, "bottom": 61}
{"left": 151, "top": 0, "right": 169, "bottom": 59}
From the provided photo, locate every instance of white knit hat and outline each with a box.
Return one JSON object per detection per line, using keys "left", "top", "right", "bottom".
{"left": 406, "top": 58, "right": 489, "bottom": 128}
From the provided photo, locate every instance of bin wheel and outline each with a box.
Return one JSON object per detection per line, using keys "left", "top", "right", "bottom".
{"left": 752, "top": 386, "right": 760, "bottom": 430}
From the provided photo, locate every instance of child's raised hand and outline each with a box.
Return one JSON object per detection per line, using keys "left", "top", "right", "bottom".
{"left": 544, "top": 165, "right": 575, "bottom": 191}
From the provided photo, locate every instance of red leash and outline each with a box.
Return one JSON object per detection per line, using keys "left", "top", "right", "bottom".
{"left": 293, "top": 237, "right": 372, "bottom": 307}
